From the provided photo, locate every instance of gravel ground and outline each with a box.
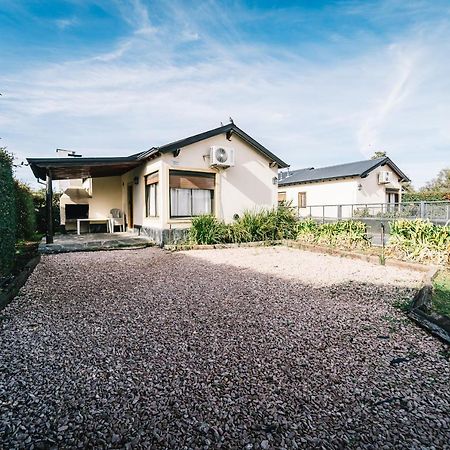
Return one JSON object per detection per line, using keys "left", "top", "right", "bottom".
{"left": 0, "top": 247, "right": 449, "bottom": 449}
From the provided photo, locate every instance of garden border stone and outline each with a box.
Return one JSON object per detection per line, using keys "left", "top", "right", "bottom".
{"left": 0, "top": 255, "right": 40, "bottom": 310}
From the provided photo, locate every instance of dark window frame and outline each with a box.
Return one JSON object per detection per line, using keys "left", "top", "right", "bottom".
{"left": 145, "top": 171, "right": 159, "bottom": 218}
{"left": 169, "top": 170, "right": 215, "bottom": 219}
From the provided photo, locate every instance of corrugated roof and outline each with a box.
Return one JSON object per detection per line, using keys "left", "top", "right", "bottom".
{"left": 278, "top": 157, "right": 409, "bottom": 186}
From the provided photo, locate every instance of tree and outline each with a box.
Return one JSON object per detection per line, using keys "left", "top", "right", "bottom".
{"left": 422, "top": 168, "right": 450, "bottom": 193}
{"left": 371, "top": 151, "right": 387, "bottom": 159}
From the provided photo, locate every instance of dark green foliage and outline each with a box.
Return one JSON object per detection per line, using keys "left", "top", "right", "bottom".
{"left": 189, "top": 215, "right": 228, "bottom": 245}
{"left": 14, "top": 181, "right": 37, "bottom": 240}
{"left": 402, "top": 191, "right": 450, "bottom": 202}
{"left": 0, "top": 148, "right": 16, "bottom": 277}
{"left": 32, "top": 188, "right": 60, "bottom": 234}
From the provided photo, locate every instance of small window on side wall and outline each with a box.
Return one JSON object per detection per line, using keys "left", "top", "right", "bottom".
{"left": 278, "top": 191, "right": 286, "bottom": 205}
{"left": 145, "top": 171, "right": 159, "bottom": 217}
{"left": 298, "top": 192, "right": 307, "bottom": 208}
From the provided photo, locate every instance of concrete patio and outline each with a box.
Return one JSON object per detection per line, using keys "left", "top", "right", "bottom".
{"left": 38, "top": 232, "right": 154, "bottom": 254}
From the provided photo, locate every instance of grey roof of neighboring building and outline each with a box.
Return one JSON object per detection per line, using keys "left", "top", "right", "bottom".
{"left": 278, "top": 157, "right": 410, "bottom": 186}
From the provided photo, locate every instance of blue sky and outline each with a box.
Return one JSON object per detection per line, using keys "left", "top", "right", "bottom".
{"left": 1, "top": 0, "right": 449, "bottom": 187}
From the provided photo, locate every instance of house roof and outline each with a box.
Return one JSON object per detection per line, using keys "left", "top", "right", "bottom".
{"left": 28, "top": 123, "right": 288, "bottom": 180}
{"left": 278, "top": 157, "right": 410, "bottom": 186}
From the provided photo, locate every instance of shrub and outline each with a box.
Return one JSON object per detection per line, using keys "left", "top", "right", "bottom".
{"left": 387, "top": 219, "right": 450, "bottom": 265}
{"left": 189, "top": 205, "right": 298, "bottom": 245}
{"left": 14, "top": 181, "right": 37, "bottom": 240}
{"left": 0, "top": 148, "right": 16, "bottom": 277}
{"left": 297, "top": 219, "right": 370, "bottom": 249}
{"left": 32, "top": 188, "right": 61, "bottom": 234}
{"left": 189, "top": 215, "right": 228, "bottom": 245}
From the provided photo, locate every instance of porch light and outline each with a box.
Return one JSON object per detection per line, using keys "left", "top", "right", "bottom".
{"left": 357, "top": 183, "right": 363, "bottom": 191}
{"left": 272, "top": 176, "right": 278, "bottom": 185}
{"left": 134, "top": 176, "right": 139, "bottom": 185}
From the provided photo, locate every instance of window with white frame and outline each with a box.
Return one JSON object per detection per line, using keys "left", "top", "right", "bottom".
{"left": 145, "top": 171, "right": 158, "bottom": 217}
{"left": 169, "top": 170, "right": 215, "bottom": 218}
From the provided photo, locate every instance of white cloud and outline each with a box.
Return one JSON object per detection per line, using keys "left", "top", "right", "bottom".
{"left": 1, "top": 1, "right": 450, "bottom": 189}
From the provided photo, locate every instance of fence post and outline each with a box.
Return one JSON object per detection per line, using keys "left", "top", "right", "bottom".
{"left": 322, "top": 205, "right": 325, "bottom": 224}
{"left": 338, "top": 205, "right": 342, "bottom": 220}
{"left": 420, "top": 201, "right": 425, "bottom": 219}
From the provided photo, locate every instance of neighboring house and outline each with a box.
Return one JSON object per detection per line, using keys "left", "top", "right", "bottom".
{"left": 28, "top": 123, "right": 288, "bottom": 244}
{"left": 278, "top": 157, "right": 410, "bottom": 218}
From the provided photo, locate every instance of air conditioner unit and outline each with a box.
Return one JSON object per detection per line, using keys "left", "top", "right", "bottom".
{"left": 210, "top": 146, "right": 235, "bottom": 168}
{"left": 378, "top": 171, "right": 390, "bottom": 184}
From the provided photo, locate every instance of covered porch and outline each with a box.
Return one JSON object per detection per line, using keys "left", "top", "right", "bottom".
{"left": 27, "top": 156, "right": 145, "bottom": 244}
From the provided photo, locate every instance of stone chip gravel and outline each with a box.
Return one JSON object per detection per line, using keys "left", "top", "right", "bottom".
{"left": 0, "top": 247, "right": 449, "bottom": 449}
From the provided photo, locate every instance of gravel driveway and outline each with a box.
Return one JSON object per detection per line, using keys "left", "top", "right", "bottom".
{"left": 1, "top": 247, "right": 449, "bottom": 449}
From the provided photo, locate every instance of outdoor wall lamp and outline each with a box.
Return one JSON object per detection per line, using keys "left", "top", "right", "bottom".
{"left": 272, "top": 176, "right": 278, "bottom": 185}
{"left": 358, "top": 183, "right": 363, "bottom": 191}
{"left": 134, "top": 176, "right": 139, "bottom": 185}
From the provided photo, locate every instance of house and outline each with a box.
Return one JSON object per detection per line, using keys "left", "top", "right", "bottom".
{"left": 278, "top": 157, "right": 410, "bottom": 218}
{"left": 28, "top": 123, "right": 288, "bottom": 244}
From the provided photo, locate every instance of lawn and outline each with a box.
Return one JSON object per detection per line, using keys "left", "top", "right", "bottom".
{"left": 0, "top": 247, "right": 448, "bottom": 449}
{"left": 432, "top": 270, "right": 450, "bottom": 317}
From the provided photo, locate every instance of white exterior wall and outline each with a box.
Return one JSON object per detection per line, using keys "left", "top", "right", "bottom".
{"left": 60, "top": 176, "right": 122, "bottom": 230}
{"left": 120, "top": 133, "right": 278, "bottom": 230}
{"left": 279, "top": 179, "right": 358, "bottom": 218}
{"left": 357, "top": 165, "right": 403, "bottom": 204}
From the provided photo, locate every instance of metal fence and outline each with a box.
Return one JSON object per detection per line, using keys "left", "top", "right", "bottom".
{"left": 298, "top": 201, "right": 450, "bottom": 225}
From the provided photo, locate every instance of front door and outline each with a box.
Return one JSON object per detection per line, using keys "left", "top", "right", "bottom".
{"left": 127, "top": 184, "right": 134, "bottom": 229}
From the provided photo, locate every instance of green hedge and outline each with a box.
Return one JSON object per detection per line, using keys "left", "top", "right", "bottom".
{"left": 402, "top": 191, "right": 450, "bottom": 202}
{"left": 14, "top": 181, "right": 37, "bottom": 240}
{"left": 387, "top": 219, "right": 450, "bottom": 265}
{"left": 0, "top": 148, "right": 17, "bottom": 277}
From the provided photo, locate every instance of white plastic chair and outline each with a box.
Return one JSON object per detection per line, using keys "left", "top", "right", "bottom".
{"left": 109, "top": 208, "right": 124, "bottom": 232}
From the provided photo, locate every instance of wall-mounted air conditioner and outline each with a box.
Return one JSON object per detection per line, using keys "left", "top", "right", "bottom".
{"left": 378, "top": 171, "right": 390, "bottom": 184}
{"left": 210, "top": 146, "right": 235, "bottom": 168}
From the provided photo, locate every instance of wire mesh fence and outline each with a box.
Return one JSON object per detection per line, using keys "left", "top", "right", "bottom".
{"left": 297, "top": 201, "right": 450, "bottom": 246}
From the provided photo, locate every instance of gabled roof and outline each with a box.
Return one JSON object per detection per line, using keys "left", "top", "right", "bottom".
{"left": 278, "top": 157, "right": 409, "bottom": 186}
{"left": 28, "top": 123, "right": 288, "bottom": 180}
{"left": 134, "top": 123, "right": 288, "bottom": 167}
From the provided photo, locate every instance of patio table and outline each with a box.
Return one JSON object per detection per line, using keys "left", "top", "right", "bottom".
{"left": 76, "top": 218, "right": 112, "bottom": 235}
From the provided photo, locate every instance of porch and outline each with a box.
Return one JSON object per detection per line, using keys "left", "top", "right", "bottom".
{"left": 38, "top": 232, "right": 153, "bottom": 254}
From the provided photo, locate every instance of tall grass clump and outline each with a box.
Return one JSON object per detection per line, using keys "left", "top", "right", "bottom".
{"left": 297, "top": 219, "right": 370, "bottom": 249}
{"left": 189, "top": 215, "right": 228, "bottom": 245}
{"left": 189, "top": 205, "right": 298, "bottom": 245}
{"left": 387, "top": 219, "right": 450, "bottom": 265}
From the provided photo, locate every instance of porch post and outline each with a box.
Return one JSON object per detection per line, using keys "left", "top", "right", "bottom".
{"left": 46, "top": 171, "right": 53, "bottom": 244}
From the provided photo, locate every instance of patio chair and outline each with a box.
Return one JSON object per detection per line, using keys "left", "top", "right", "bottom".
{"left": 109, "top": 208, "right": 125, "bottom": 232}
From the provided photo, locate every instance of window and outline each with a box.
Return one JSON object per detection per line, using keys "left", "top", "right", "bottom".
{"left": 145, "top": 171, "right": 159, "bottom": 217}
{"left": 298, "top": 192, "right": 307, "bottom": 208}
{"left": 169, "top": 170, "right": 215, "bottom": 218}
{"left": 278, "top": 191, "right": 286, "bottom": 205}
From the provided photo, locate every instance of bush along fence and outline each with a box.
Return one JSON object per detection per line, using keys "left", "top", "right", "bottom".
{"left": 387, "top": 219, "right": 450, "bottom": 266}
{"left": 189, "top": 208, "right": 450, "bottom": 267}
{"left": 0, "top": 148, "right": 40, "bottom": 279}
{"left": 0, "top": 149, "right": 17, "bottom": 277}
{"left": 189, "top": 207, "right": 370, "bottom": 249}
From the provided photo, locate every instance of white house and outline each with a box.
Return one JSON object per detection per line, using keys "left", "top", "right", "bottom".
{"left": 28, "top": 123, "right": 288, "bottom": 244}
{"left": 278, "top": 157, "right": 410, "bottom": 218}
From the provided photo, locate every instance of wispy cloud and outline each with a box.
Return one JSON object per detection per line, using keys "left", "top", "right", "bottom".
{"left": 55, "top": 17, "right": 78, "bottom": 30}
{"left": 1, "top": 0, "right": 449, "bottom": 188}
